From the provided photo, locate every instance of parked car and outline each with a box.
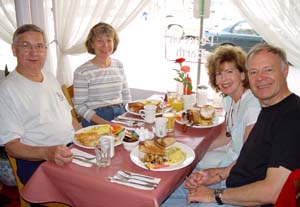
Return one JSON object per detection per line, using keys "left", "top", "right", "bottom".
{"left": 202, "top": 21, "right": 265, "bottom": 52}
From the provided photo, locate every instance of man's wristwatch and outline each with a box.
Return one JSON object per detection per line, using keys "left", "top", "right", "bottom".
{"left": 214, "top": 188, "right": 225, "bottom": 205}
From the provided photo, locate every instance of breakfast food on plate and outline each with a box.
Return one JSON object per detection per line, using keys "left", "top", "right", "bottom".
{"left": 200, "top": 105, "right": 215, "bottom": 120}
{"left": 128, "top": 102, "right": 144, "bottom": 113}
{"left": 127, "top": 100, "right": 162, "bottom": 113}
{"left": 75, "top": 132, "right": 99, "bottom": 147}
{"left": 186, "top": 105, "right": 215, "bottom": 126}
{"left": 139, "top": 140, "right": 165, "bottom": 155}
{"left": 154, "top": 137, "right": 176, "bottom": 148}
{"left": 139, "top": 137, "right": 185, "bottom": 169}
{"left": 166, "top": 146, "right": 186, "bottom": 164}
{"left": 75, "top": 124, "right": 124, "bottom": 147}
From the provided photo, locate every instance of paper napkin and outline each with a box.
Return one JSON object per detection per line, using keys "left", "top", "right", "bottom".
{"left": 109, "top": 170, "right": 160, "bottom": 190}
{"left": 71, "top": 148, "right": 96, "bottom": 167}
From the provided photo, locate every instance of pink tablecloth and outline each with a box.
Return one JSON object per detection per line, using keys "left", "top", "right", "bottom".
{"left": 21, "top": 123, "right": 224, "bottom": 207}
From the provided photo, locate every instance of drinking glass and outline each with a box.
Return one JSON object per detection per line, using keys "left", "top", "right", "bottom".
{"left": 163, "top": 111, "right": 176, "bottom": 133}
{"left": 94, "top": 136, "right": 113, "bottom": 167}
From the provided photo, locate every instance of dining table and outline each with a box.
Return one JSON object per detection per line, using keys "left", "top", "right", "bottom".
{"left": 21, "top": 108, "right": 224, "bottom": 207}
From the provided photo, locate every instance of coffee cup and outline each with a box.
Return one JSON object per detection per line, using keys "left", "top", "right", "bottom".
{"left": 182, "top": 94, "right": 196, "bottom": 110}
{"left": 139, "top": 104, "right": 157, "bottom": 123}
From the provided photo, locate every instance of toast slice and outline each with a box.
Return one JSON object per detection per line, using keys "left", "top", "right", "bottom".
{"left": 161, "top": 137, "right": 176, "bottom": 147}
{"left": 138, "top": 143, "right": 165, "bottom": 155}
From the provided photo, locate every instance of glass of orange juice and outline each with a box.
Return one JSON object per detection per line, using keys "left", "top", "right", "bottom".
{"left": 163, "top": 111, "right": 176, "bottom": 133}
{"left": 172, "top": 98, "right": 183, "bottom": 112}
{"left": 167, "top": 91, "right": 177, "bottom": 104}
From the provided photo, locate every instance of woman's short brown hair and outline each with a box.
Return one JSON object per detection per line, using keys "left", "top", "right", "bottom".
{"left": 206, "top": 45, "right": 248, "bottom": 93}
{"left": 85, "top": 22, "right": 119, "bottom": 54}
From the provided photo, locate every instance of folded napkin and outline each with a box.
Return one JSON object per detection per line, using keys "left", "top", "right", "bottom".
{"left": 109, "top": 170, "right": 161, "bottom": 190}
{"left": 71, "top": 148, "right": 96, "bottom": 167}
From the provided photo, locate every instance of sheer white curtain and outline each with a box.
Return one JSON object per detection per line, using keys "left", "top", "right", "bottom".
{"left": 52, "top": 0, "right": 150, "bottom": 86}
{"left": 0, "top": 0, "right": 16, "bottom": 44}
{"left": 230, "top": 0, "right": 300, "bottom": 68}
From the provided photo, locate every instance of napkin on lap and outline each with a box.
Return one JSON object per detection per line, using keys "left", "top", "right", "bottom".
{"left": 109, "top": 170, "right": 161, "bottom": 190}
{"left": 71, "top": 148, "right": 96, "bottom": 167}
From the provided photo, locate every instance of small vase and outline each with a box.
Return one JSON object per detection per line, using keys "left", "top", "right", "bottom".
{"left": 176, "top": 82, "right": 184, "bottom": 97}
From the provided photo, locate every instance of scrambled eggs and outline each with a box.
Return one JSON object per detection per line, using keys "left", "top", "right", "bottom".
{"left": 166, "top": 146, "right": 186, "bottom": 164}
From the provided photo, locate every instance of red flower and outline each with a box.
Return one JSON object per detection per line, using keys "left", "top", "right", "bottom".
{"left": 173, "top": 58, "right": 193, "bottom": 95}
{"left": 175, "top": 58, "right": 185, "bottom": 64}
{"left": 181, "top": 65, "right": 190, "bottom": 73}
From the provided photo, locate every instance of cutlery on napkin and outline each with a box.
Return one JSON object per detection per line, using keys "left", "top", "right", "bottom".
{"left": 117, "top": 115, "right": 145, "bottom": 122}
{"left": 71, "top": 148, "right": 96, "bottom": 167}
{"left": 108, "top": 170, "right": 160, "bottom": 190}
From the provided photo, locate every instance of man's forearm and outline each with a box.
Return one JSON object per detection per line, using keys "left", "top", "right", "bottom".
{"left": 5, "top": 139, "right": 47, "bottom": 161}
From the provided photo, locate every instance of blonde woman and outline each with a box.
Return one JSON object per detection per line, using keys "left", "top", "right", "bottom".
{"left": 73, "top": 22, "right": 131, "bottom": 127}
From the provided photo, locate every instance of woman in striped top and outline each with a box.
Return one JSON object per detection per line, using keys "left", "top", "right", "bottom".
{"left": 73, "top": 22, "right": 131, "bottom": 127}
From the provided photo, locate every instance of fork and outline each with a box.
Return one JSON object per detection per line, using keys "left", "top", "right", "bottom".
{"left": 73, "top": 155, "right": 96, "bottom": 160}
{"left": 113, "top": 119, "right": 144, "bottom": 127}
{"left": 116, "top": 173, "right": 158, "bottom": 187}
{"left": 121, "top": 170, "right": 155, "bottom": 180}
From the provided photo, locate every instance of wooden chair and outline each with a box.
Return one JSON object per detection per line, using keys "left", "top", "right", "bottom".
{"left": 7, "top": 155, "right": 69, "bottom": 207}
{"left": 61, "top": 84, "right": 81, "bottom": 122}
{"left": 7, "top": 155, "right": 29, "bottom": 207}
{"left": 275, "top": 169, "right": 300, "bottom": 207}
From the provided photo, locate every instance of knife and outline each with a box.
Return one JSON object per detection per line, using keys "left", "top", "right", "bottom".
{"left": 123, "top": 170, "right": 156, "bottom": 180}
{"left": 117, "top": 115, "right": 145, "bottom": 122}
{"left": 73, "top": 157, "right": 97, "bottom": 166}
{"left": 108, "top": 177, "right": 156, "bottom": 189}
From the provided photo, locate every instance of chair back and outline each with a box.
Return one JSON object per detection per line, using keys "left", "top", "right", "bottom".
{"left": 275, "top": 169, "right": 300, "bottom": 207}
{"left": 7, "top": 155, "right": 29, "bottom": 207}
{"left": 61, "top": 84, "right": 81, "bottom": 122}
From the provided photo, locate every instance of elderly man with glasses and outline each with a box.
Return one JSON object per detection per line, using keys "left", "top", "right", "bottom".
{"left": 0, "top": 24, "right": 80, "bottom": 185}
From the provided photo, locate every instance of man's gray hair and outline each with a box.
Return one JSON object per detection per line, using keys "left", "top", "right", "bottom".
{"left": 246, "top": 43, "right": 288, "bottom": 70}
{"left": 12, "top": 24, "right": 46, "bottom": 44}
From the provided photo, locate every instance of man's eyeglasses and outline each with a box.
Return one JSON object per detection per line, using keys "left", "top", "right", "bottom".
{"left": 15, "top": 42, "right": 47, "bottom": 52}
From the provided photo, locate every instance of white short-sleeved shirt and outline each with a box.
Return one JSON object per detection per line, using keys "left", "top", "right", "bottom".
{"left": 0, "top": 70, "right": 74, "bottom": 146}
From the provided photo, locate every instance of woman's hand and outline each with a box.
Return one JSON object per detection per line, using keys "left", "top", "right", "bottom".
{"left": 187, "top": 186, "right": 215, "bottom": 204}
{"left": 185, "top": 168, "right": 224, "bottom": 189}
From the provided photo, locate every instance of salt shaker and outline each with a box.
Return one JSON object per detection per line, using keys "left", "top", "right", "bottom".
{"left": 196, "top": 85, "right": 208, "bottom": 107}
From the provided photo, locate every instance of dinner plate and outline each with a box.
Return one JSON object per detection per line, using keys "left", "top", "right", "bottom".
{"left": 130, "top": 142, "right": 195, "bottom": 171}
{"left": 125, "top": 99, "right": 163, "bottom": 116}
{"left": 175, "top": 110, "right": 225, "bottom": 129}
{"left": 73, "top": 125, "right": 125, "bottom": 149}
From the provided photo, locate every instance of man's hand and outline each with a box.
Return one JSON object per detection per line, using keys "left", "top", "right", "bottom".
{"left": 45, "top": 145, "right": 73, "bottom": 165}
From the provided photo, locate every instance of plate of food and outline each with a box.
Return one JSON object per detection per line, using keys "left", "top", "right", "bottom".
{"left": 130, "top": 137, "right": 195, "bottom": 171}
{"left": 176, "top": 105, "right": 225, "bottom": 129}
{"left": 125, "top": 99, "right": 164, "bottom": 116}
{"left": 73, "top": 124, "right": 125, "bottom": 149}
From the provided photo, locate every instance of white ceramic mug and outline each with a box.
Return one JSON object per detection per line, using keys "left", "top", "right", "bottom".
{"left": 154, "top": 117, "right": 168, "bottom": 138}
{"left": 139, "top": 104, "right": 157, "bottom": 123}
{"left": 182, "top": 94, "right": 196, "bottom": 110}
